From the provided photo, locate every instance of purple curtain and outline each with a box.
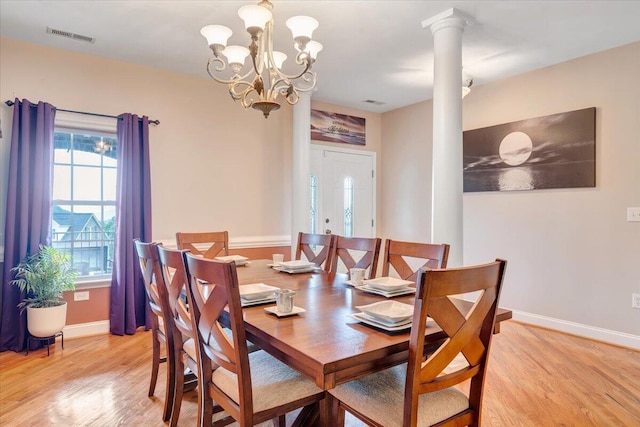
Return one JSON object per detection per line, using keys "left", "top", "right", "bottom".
{"left": 0, "top": 99, "right": 56, "bottom": 352}
{"left": 109, "top": 114, "right": 152, "bottom": 335}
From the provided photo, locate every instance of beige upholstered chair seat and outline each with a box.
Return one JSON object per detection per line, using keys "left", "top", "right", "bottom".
{"left": 329, "top": 364, "right": 469, "bottom": 427}
{"left": 212, "top": 349, "right": 323, "bottom": 413}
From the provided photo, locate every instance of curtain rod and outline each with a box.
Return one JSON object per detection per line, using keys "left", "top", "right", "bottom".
{"left": 4, "top": 100, "right": 160, "bottom": 125}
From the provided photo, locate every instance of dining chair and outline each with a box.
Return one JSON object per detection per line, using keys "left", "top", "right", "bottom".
{"left": 330, "top": 236, "right": 382, "bottom": 279}
{"left": 295, "top": 232, "right": 335, "bottom": 271}
{"left": 183, "top": 253, "right": 325, "bottom": 427}
{"left": 328, "top": 259, "right": 507, "bottom": 427}
{"left": 156, "top": 246, "right": 199, "bottom": 427}
{"left": 381, "top": 239, "right": 450, "bottom": 281}
{"left": 175, "top": 231, "right": 229, "bottom": 259}
{"left": 133, "top": 239, "right": 175, "bottom": 423}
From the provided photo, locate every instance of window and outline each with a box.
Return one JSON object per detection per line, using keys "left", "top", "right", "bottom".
{"left": 344, "top": 176, "right": 354, "bottom": 237}
{"left": 52, "top": 129, "right": 117, "bottom": 278}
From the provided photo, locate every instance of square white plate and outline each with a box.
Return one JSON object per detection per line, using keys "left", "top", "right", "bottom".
{"left": 277, "top": 260, "right": 316, "bottom": 270}
{"left": 273, "top": 266, "right": 317, "bottom": 274}
{"left": 264, "top": 306, "right": 306, "bottom": 317}
{"left": 241, "top": 296, "right": 276, "bottom": 307}
{"left": 355, "top": 300, "right": 414, "bottom": 323}
{"left": 347, "top": 313, "right": 412, "bottom": 332}
{"left": 215, "top": 255, "right": 250, "bottom": 266}
{"left": 357, "top": 284, "right": 416, "bottom": 298}
{"left": 362, "top": 277, "right": 413, "bottom": 291}
{"left": 239, "top": 283, "right": 279, "bottom": 301}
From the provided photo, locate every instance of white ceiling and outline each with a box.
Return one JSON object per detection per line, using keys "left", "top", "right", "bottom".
{"left": 2, "top": 1, "right": 640, "bottom": 113}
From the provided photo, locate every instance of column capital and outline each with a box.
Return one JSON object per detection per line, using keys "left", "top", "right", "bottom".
{"left": 421, "top": 8, "right": 474, "bottom": 34}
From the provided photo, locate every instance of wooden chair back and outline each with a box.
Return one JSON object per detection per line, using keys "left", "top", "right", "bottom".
{"left": 330, "top": 236, "right": 381, "bottom": 279}
{"left": 133, "top": 239, "right": 169, "bottom": 332}
{"left": 295, "top": 232, "right": 335, "bottom": 271}
{"left": 175, "top": 231, "right": 229, "bottom": 259}
{"left": 381, "top": 240, "right": 450, "bottom": 282}
{"left": 157, "top": 246, "right": 193, "bottom": 345}
{"left": 183, "top": 253, "right": 253, "bottom": 424}
{"left": 404, "top": 259, "right": 507, "bottom": 426}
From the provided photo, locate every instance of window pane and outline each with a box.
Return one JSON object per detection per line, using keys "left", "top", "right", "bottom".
{"left": 53, "top": 165, "right": 71, "bottom": 200}
{"left": 54, "top": 133, "right": 72, "bottom": 164}
{"left": 103, "top": 168, "right": 117, "bottom": 201}
{"left": 72, "top": 134, "right": 107, "bottom": 166}
{"left": 73, "top": 166, "right": 102, "bottom": 201}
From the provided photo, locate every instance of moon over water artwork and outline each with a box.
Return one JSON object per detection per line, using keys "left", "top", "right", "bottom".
{"left": 463, "top": 108, "right": 595, "bottom": 192}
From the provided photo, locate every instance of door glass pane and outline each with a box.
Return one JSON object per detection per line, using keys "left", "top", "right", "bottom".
{"left": 344, "top": 176, "right": 354, "bottom": 237}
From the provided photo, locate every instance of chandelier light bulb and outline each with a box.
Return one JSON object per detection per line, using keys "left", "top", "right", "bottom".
{"left": 265, "top": 51, "right": 287, "bottom": 69}
{"left": 200, "top": 25, "right": 232, "bottom": 47}
{"left": 238, "top": 4, "right": 272, "bottom": 35}
{"left": 223, "top": 45, "right": 250, "bottom": 67}
{"left": 305, "top": 40, "right": 323, "bottom": 60}
{"left": 286, "top": 15, "right": 318, "bottom": 50}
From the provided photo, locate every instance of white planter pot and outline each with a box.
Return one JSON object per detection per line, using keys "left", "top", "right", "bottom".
{"left": 26, "top": 302, "right": 67, "bottom": 338}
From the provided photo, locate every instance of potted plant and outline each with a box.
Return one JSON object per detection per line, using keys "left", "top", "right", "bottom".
{"left": 11, "top": 245, "right": 77, "bottom": 338}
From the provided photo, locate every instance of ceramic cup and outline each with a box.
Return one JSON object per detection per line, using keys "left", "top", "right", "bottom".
{"left": 272, "top": 253, "right": 284, "bottom": 265}
{"left": 350, "top": 267, "right": 366, "bottom": 285}
{"left": 275, "top": 289, "right": 295, "bottom": 313}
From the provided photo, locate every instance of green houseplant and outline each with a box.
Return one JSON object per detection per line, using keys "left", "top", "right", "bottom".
{"left": 11, "top": 245, "right": 77, "bottom": 337}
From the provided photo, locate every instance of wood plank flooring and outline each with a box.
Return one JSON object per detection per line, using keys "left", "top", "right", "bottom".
{"left": 0, "top": 321, "right": 638, "bottom": 426}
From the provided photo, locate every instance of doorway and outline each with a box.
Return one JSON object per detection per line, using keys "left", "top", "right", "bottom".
{"left": 310, "top": 146, "right": 376, "bottom": 238}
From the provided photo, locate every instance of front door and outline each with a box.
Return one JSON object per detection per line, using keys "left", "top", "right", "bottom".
{"left": 310, "top": 146, "right": 376, "bottom": 238}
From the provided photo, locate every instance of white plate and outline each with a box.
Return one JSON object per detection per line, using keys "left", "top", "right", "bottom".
{"left": 358, "top": 312, "right": 412, "bottom": 327}
{"left": 357, "top": 284, "right": 416, "bottom": 298}
{"left": 355, "top": 300, "right": 414, "bottom": 323}
{"left": 264, "top": 306, "right": 306, "bottom": 317}
{"left": 215, "top": 255, "right": 250, "bottom": 266}
{"left": 344, "top": 280, "right": 363, "bottom": 287}
{"left": 277, "top": 260, "right": 316, "bottom": 270}
{"left": 241, "top": 296, "right": 277, "bottom": 307}
{"left": 239, "top": 283, "right": 279, "bottom": 301}
{"left": 362, "top": 277, "right": 413, "bottom": 291}
{"left": 347, "top": 313, "right": 412, "bottom": 332}
{"left": 273, "top": 266, "right": 318, "bottom": 274}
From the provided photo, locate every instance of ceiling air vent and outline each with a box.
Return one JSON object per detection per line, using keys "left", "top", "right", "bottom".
{"left": 46, "top": 27, "right": 95, "bottom": 44}
{"left": 363, "top": 99, "right": 385, "bottom": 106}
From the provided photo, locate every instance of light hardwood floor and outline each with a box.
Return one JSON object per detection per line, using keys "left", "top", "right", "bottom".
{"left": 0, "top": 321, "right": 638, "bottom": 426}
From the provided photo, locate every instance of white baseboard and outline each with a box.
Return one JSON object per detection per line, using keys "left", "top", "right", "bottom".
{"left": 512, "top": 309, "right": 640, "bottom": 350}
{"left": 63, "top": 320, "right": 110, "bottom": 339}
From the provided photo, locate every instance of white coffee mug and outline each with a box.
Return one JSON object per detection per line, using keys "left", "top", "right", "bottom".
{"left": 272, "top": 253, "right": 284, "bottom": 265}
{"left": 350, "top": 267, "right": 366, "bottom": 285}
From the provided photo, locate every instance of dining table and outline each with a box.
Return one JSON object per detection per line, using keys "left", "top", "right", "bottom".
{"left": 231, "top": 259, "right": 512, "bottom": 391}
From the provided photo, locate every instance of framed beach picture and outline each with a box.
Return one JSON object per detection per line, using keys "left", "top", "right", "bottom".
{"left": 463, "top": 107, "right": 596, "bottom": 192}
{"left": 311, "top": 109, "right": 366, "bottom": 146}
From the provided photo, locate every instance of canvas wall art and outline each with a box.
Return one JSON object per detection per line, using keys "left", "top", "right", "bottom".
{"left": 463, "top": 107, "right": 595, "bottom": 192}
{"left": 311, "top": 109, "right": 366, "bottom": 146}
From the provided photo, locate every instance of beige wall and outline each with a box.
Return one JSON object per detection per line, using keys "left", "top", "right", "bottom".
{"left": 382, "top": 42, "right": 640, "bottom": 338}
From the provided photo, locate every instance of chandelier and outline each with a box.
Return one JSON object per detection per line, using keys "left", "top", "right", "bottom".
{"left": 200, "top": 0, "right": 322, "bottom": 118}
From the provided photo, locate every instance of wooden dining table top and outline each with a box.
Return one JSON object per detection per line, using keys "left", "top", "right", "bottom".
{"left": 231, "top": 259, "right": 512, "bottom": 390}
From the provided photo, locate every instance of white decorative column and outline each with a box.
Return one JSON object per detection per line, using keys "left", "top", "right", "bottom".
{"left": 422, "top": 9, "right": 471, "bottom": 267}
{"left": 291, "top": 92, "right": 312, "bottom": 259}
